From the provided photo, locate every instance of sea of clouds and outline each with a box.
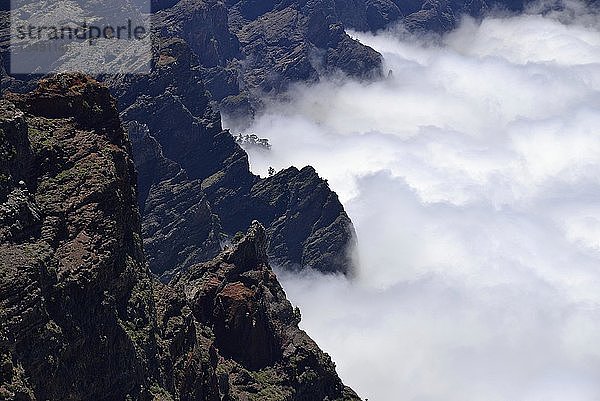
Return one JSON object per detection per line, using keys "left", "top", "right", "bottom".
{"left": 225, "top": 2, "right": 600, "bottom": 400}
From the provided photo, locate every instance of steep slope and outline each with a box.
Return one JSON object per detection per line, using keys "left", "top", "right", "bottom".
{"left": 0, "top": 74, "right": 157, "bottom": 400}
{"left": 0, "top": 0, "right": 532, "bottom": 280}
{"left": 151, "top": 0, "right": 529, "bottom": 118}
{"left": 113, "top": 39, "right": 356, "bottom": 278}
{"left": 153, "top": 0, "right": 383, "bottom": 116}
{"left": 0, "top": 74, "right": 360, "bottom": 401}
{"left": 164, "top": 221, "right": 360, "bottom": 401}
{"left": 127, "top": 121, "right": 224, "bottom": 282}
{"left": 105, "top": 0, "right": 528, "bottom": 278}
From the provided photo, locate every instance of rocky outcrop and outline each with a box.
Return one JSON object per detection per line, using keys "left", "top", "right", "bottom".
{"left": 169, "top": 221, "right": 360, "bottom": 400}
{"left": 1, "top": 0, "right": 529, "bottom": 281}
{"left": 229, "top": 0, "right": 383, "bottom": 92}
{"left": 0, "top": 75, "right": 359, "bottom": 401}
{"left": 248, "top": 167, "right": 356, "bottom": 274}
{"left": 0, "top": 74, "right": 158, "bottom": 400}
{"left": 202, "top": 165, "right": 356, "bottom": 274}
{"left": 152, "top": 0, "right": 383, "bottom": 116}
{"left": 114, "top": 39, "right": 356, "bottom": 278}
{"left": 128, "top": 122, "right": 224, "bottom": 282}
{"left": 107, "top": 0, "right": 527, "bottom": 278}
{"left": 149, "top": 0, "right": 529, "bottom": 116}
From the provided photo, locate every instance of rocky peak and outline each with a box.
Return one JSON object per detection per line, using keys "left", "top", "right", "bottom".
{"left": 172, "top": 221, "right": 361, "bottom": 399}
{"left": 1, "top": 74, "right": 360, "bottom": 400}
{"left": 155, "top": 0, "right": 241, "bottom": 68}
{"left": 0, "top": 75, "right": 156, "bottom": 400}
{"left": 5, "top": 74, "right": 122, "bottom": 137}
{"left": 116, "top": 34, "right": 357, "bottom": 278}
{"left": 223, "top": 220, "right": 268, "bottom": 271}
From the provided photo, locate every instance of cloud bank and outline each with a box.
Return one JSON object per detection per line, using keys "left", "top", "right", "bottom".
{"left": 225, "top": 3, "right": 600, "bottom": 400}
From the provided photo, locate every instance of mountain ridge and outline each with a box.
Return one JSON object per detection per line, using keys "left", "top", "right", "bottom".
{"left": 0, "top": 74, "right": 361, "bottom": 401}
{"left": 112, "top": 37, "right": 357, "bottom": 280}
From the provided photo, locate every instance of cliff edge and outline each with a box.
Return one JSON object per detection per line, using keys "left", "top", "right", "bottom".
{"left": 0, "top": 74, "right": 360, "bottom": 401}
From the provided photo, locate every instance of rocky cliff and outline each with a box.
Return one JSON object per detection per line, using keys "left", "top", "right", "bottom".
{"left": 0, "top": 0, "right": 532, "bottom": 280}
{"left": 0, "top": 74, "right": 156, "bottom": 400}
{"left": 111, "top": 38, "right": 356, "bottom": 280}
{"left": 105, "top": 0, "right": 532, "bottom": 280}
{"left": 0, "top": 74, "right": 360, "bottom": 401}
{"left": 0, "top": 3, "right": 537, "bottom": 398}
{"left": 153, "top": 0, "right": 383, "bottom": 116}
{"left": 150, "top": 0, "right": 528, "bottom": 119}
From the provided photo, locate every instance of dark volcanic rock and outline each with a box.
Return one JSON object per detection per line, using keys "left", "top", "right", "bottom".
{"left": 251, "top": 167, "right": 356, "bottom": 274}
{"left": 333, "top": 0, "right": 404, "bottom": 31}
{"left": 404, "top": 0, "right": 457, "bottom": 32}
{"left": 173, "top": 221, "right": 361, "bottom": 400}
{"left": 155, "top": 0, "right": 241, "bottom": 68}
{"left": 149, "top": 0, "right": 530, "bottom": 112}
{"left": 128, "top": 122, "right": 224, "bottom": 282}
{"left": 117, "top": 0, "right": 533, "bottom": 281}
{"left": 115, "top": 39, "right": 357, "bottom": 278}
{"left": 0, "top": 75, "right": 360, "bottom": 401}
{"left": 229, "top": 1, "right": 383, "bottom": 94}
{"left": 3, "top": 0, "right": 529, "bottom": 282}
{"left": 109, "top": 0, "right": 531, "bottom": 280}
{"left": 0, "top": 1, "right": 543, "bottom": 398}
{"left": 0, "top": 74, "right": 158, "bottom": 400}
{"left": 202, "top": 165, "right": 356, "bottom": 274}
{"left": 153, "top": 0, "right": 384, "bottom": 114}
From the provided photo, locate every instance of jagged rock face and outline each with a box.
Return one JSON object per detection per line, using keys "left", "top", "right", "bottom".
{"left": 114, "top": 39, "right": 357, "bottom": 278}
{"left": 153, "top": 0, "right": 383, "bottom": 115}
{"left": 0, "top": 75, "right": 157, "bottom": 400}
{"left": 155, "top": 0, "right": 241, "bottom": 68}
{"left": 171, "top": 221, "right": 361, "bottom": 400}
{"left": 114, "top": 39, "right": 255, "bottom": 278}
{"left": 0, "top": 75, "right": 359, "bottom": 401}
{"left": 250, "top": 167, "right": 356, "bottom": 274}
{"left": 1, "top": 0, "right": 529, "bottom": 280}
{"left": 149, "top": 0, "right": 529, "bottom": 116}
{"left": 332, "top": 0, "right": 403, "bottom": 31}
{"left": 228, "top": 0, "right": 384, "bottom": 93}
{"left": 110, "top": 40, "right": 237, "bottom": 279}
{"left": 128, "top": 122, "right": 224, "bottom": 282}
{"left": 105, "top": 0, "right": 529, "bottom": 279}
{"left": 201, "top": 165, "right": 356, "bottom": 274}
{"left": 152, "top": 1, "right": 249, "bottom": 117}
{"left": 403, "top": 0, "right": 456, "bottom": 32}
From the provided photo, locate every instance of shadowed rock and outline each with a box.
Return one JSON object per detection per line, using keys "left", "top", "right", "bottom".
{"left": 116, "top": 39, "right": 357, "bottom": 278}
{"left": 0, "top": 75, "right": 360, "bottom": 401}
{"left": 172, "top": 220, "right": 361, "bottom": 399}
{"left": 0, "top": 74, "right": 156, "bottom": 400}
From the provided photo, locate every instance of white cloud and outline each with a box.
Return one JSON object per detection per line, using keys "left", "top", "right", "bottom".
{"left": 224, "top": 3, "right": 600, "bottom": 400}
